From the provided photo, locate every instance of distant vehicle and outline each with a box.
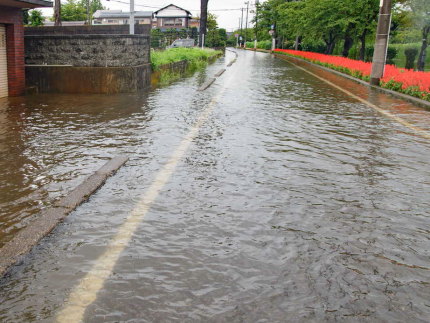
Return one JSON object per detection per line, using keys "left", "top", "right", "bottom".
{"left": 168, "top": 39, "right": 195, "bottom": 48}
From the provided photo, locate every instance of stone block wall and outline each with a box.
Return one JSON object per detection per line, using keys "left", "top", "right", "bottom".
{"left": 25, "top": 34, "right": 150, "bottom": 67}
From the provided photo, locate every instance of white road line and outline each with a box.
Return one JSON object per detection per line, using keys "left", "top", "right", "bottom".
{"left": 287, "top": 59, "right": 430, "bottom": 140}
{"left": 57, "top": 72, "right": 235, "bottom": 323}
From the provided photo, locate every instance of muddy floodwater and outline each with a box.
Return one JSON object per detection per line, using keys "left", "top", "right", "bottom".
{"left": 1, "top": 50, "right": 430, "bottom": 322}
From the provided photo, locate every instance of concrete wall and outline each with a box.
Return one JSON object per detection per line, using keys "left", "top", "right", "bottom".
{"left": 25, "top": 34, "right": 150, "bottom": 67}
{"left": 0, "top": 6, "right": 25, "bottom": 96}
{"left": 26, "top": 64, "right": 151, "bottom": 94}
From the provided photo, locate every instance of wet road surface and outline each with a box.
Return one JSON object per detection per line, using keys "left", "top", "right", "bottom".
{"left": 1, "top": 49, "right": 430, "bottom": 322}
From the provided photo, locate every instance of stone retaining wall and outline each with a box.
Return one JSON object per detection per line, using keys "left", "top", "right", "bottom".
{"left": 25, "top": 34, "right": 150, "bottom": 67}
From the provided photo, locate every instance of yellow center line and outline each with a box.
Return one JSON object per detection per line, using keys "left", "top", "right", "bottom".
{"left": 57, "top": 72, "right": 235, "bottom": 323}
{"left": 286, "top": 59, "right": 430, "bottom": 140}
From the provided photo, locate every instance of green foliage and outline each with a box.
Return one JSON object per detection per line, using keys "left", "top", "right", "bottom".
{"left": 404, "top": 47, "right": 419, "bottom": 69}
{"left": 61, "top": 0, "right": 104, "bottom": 22}
{"left": 257, "top": 40, "right": 272, "bottom": 50}
{"left": 301, "top": 40, "right": 327, "bottom": 54}
{"left": 204, "top": 14, "right": 227, "bottom": 48}
{"left": 26, "top": 9, "right": 44, "bottom": 26}
{"left": 151, "top": 47, "right": 221, "bottom": 70}
{"left": 206, "top": 28, "right": 227, "bottom": 48}
{"left": 22, "top": 10, "right": 29, "bottom": 25}
{"left": 61, "top": 0, "right": 86, "bottom": 21}
{"left": 365, "top": 46, "right": 398, "bottom": 63}
{"left": 245, "top": 42, "right": 254, "bottom": 48}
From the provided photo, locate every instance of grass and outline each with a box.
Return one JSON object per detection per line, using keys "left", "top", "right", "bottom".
{"left": 150, "top": 47, "right": 222, "bottom": 70}
{"left": 391, "top": 43, "right": 430, "bottom": 71}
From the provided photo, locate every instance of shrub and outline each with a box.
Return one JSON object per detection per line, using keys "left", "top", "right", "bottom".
{"left": 386, "top": 47, "right": 398, "bottom": 64}
{"left": 365, "top": 46, "right": 397, "bottom": 63}
{"left": 257, "top": 40, "right": 272, "bottom": 50}
{"left": 245, "top": 41, "right": 254, "bottom": 48}
{"left": 404, "top": 47, "right": 418, "bottom": 70}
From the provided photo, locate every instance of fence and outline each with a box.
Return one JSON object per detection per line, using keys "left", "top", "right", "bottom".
{"left": 151, "top": 28, "right": 199, "bottom": 49}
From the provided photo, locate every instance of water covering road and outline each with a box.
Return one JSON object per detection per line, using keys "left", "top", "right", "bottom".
{"left": 1, "top": 49, "right": 430, "bottom": 322}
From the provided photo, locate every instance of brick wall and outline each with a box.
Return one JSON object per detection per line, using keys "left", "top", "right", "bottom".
{"left": 0, "top": 6, "right": 25, "bottom": 96}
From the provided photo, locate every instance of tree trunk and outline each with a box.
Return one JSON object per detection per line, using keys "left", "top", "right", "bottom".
{"left": 359, "top": 30, "right": 367, "bottom": 61}
{"left": 342, "top": 34, "right": 353, "bottom": 57}
{"left": 417, "top": 26, "right": 429, "bottom": 71}
{"left": 327, "top": 41, "right": 336, "bottom": 55}
{"left": 324, "top": 33, "right": 336, "bottom": 55}
{"left": 294, "top": 35, "right": 302, "bottom": 50}
{"left": 199, "top": 0, "right": 209, "bottom": 47}
{"left": 54, "top": 0, "right": 61, "bottom": 26}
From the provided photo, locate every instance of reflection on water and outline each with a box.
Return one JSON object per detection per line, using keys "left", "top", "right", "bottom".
{"left": 1, "top": 51, "right": 430, "bottom": 322}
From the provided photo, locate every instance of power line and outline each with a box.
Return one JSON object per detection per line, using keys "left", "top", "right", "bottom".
{"left": 106, "top": 0, "right": 245, "bottom": 12}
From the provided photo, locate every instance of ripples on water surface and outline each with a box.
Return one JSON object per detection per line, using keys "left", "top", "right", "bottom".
{"left": 1, "top": 50, "right": 430, "bottom": 322}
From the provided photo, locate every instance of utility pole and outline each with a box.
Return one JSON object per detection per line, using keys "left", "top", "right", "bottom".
{"left": 244, "top": 1, "right": 249, "bottom": 45}
{"left": 370, "top": 0, "right": 392, "bottom": 85}
{"left": 86, "top": 0, "right": 91, "bottom": 25}
{"left": 54, "top": 0, "right": 61, "bottom": 26}
{"left": 255, "top": 0, "right": 259, "bottom": 47}
{"left": 240, "top": 7, "right": 244, "bottom": 47}
{"left": 129, "top": 0, "right": 135, "bottom": 34}
{"left": 237, "top": 17, "right": 241, "bottom": 47}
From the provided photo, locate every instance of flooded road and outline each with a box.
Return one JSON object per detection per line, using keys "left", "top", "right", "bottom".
{"left": 1, "top": 49, "right": 430, "bottom": 322}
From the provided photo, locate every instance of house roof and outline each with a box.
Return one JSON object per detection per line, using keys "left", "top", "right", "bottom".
{"left": 93, "top": 10, "right": 153, "bottom": 19}
{"left": 0, "top": 0, "right": 52, "bottom": 8}
{"left": 154, "top": 4, "right": 192, "bottom": 18}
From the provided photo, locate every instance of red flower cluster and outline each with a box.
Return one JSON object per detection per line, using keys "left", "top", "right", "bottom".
{"left": 274, "top": 49, "right": 430, "bottom": 100}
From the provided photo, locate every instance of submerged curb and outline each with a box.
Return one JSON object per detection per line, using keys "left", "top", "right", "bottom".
{"left": 0, "top": 156, "right": 129, "bottom": 278}
{"left": 198, "top": 50, "right": 238, "bottom": 92}
{"left": 215, "top": 68, "right": 226, "bottom": 77}
{"left": 198, "top": 78, "right": 216, "bottom": 91}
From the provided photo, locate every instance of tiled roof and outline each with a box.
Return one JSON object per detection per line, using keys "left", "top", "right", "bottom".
{"left": 93, "top": 10, "right": 153, "bottom": 19}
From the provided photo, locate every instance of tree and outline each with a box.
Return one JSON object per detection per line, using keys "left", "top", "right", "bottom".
{"left": 205, "top": 14, "right": 227, "bottom": 47}
{"left": 54, "top": 0, "right": 61, "bottom": 26}
{"left": 61, "top": 0, "right": 86, "bottom": 21}
{"left": 407, "top": 0, "right": 430, "bottom": 71}
{"left": 200, "top": 0, "right": 209, "bottom": 47}
{"left": 59, "top": 0, "right": 105, "bottom": 23}
{"left": 28, "top": 10, "right": 44, "bottom": 26}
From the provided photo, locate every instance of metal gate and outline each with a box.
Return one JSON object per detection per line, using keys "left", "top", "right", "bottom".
{"left": 0, "top": 25, "right": 8, "bottom": 98}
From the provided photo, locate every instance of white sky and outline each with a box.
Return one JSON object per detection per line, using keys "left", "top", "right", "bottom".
{"left": 39, "top": 0, "right": 261, "bottom": 31}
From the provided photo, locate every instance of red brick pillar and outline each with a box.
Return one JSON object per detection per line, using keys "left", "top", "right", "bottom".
{"left": 0, "top": 7, "right": 25, "bottom": 96}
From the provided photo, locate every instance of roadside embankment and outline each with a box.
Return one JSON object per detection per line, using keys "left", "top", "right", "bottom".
{"left": 274, "top": 49, "right": 430, "bottom": 104}
{"left": 150, "top": 48, "right": 222, "bottom": 87}
{"left": 151, "top": 48, "right": 222, "bottom": 70}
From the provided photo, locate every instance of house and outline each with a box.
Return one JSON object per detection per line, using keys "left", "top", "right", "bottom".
{"left": 93, "top": 10, "right": 153, "bottom": 26}
{"left": 153, "top": 4, "right": 192, "bottom": 29}
{"left": 0, "top": 0, "right": 52, "bottom": 98}
{"left": 189, "top": 18, "right": 200, "bottom": 29}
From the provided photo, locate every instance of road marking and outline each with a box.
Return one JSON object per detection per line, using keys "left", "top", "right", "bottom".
{"left": 286, "top": 59, "right": 430, "bottom": 140}
{"left": 57, "top": 72, "right": 235, "bottom": 323}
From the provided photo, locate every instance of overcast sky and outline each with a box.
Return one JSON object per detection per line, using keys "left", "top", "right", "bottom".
{"left": 39, "top": 0, "right": 261, "bottom": 32}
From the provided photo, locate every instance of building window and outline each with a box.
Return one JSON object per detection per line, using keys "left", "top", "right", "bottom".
{"left": 163, "top": 18, "right": 183, "bottom": 26}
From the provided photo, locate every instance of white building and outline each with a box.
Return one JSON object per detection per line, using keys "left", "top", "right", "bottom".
{"left": 93, "top": 10, "right": 153, "bottom": 25}
{"left": 153, "top": 4, "right": 192, "bottom": 29}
